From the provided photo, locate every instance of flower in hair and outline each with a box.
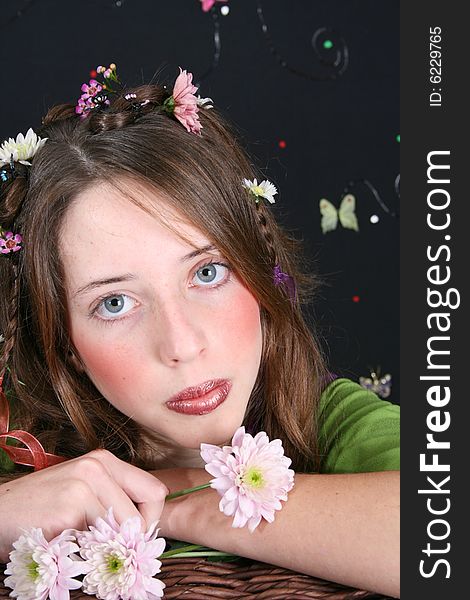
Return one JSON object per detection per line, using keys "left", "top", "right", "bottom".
{"left": 242, "top": 178, "right": 278, "bottom": 204}
{"left": 273, "top": 264, "right": 297, "bottom": 301}
{"left": 200, "top": 426, "right": 295, "bottom": 532}
{"left": 200, "top": 0, "right": 228, "bottom": 12}
{"left": 0, "top": 128, "right": 48, "bottom": 167}
{"left": 97, "top": 63, "right": 117, "bottom": 79}
{"left": 76, "top": 64, "right": 119, "bottom": 118}
{"left": 196, "top": 95, "right": 214, "bottom": 109}
{"left": 163, "top": 68, "right": 201, "bottom": 134}
{"left": 76, "top": 507, "right": 166, "bottom": 599}
{"left": 81, "top": 79, "right": 103, "bottom": 97}
{"left": 4, "top": 528, "right": 87, "bottom": 600}
{"left": 0, "top": 231, "right": 22, "bottom": 254}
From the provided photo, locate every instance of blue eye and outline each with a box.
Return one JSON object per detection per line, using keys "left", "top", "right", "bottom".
{"left": 194, "top": 262, "right": 230, "bottom": 286}
{"left": 95, "top": 294, "right": 135, "bottom": 319}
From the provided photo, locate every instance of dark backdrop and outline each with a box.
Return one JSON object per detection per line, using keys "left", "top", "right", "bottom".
{"left": 0, "top": 0, "right": 400, "bottom": 403}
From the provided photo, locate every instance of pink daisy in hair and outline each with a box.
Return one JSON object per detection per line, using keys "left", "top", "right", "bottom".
{"left": 76, "top": 507, "right": 166, "bottom": 600}
{"left": 0, "top": 231, "right": 22, "bottom": 254}
{"left": 200, "top": 0, "right": 228, "bottom": 12}
{"left": 4, "top": 528, "right": 86, "bottom": 600}
{"left": 201, "top": 426, "right": 295, "bottom": 532}
{"left": 164, "top": 68, "right": 202, "bottom": 134}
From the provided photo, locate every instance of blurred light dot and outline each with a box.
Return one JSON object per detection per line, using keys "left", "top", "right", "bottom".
{"left": 90, "top": 70, "right": 97, "bottom": 78}
{"left": 323, "top": 40, "right": 333, "bottom": 49}
{"left": 278, "top": 140, "right": 287, "bottom": 149}
{"left": 352, "top": 295, "right": 361, "bottom": 303}
{"left": 221, "top": 5, "right": 230, "bottom": 15}
{"left": 370, "top": 214, "right": 379, "bottom": 224}
{"left": 396, "top": 134, "right": 400, "bottom": 143}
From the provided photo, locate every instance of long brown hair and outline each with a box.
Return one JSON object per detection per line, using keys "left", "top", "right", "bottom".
{"left": 0, "top": 80, "right": 330, "bottom": 473}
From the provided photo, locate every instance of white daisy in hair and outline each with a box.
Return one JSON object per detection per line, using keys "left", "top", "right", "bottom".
{"left": 242, "top": 178, "right": 278, "bottom": 204}
{"left": 0, "top": 128, "right": 48, "bottom": 167}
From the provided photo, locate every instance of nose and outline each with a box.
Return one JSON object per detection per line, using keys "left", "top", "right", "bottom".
{"left": 152, "top": 298, "right": 207, "bottom": 366}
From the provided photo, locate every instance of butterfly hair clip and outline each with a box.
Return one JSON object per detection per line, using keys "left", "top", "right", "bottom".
{"left": 319, "top": 193, "right": 359, "bottom": 234}
{"left": 359, "top": 367, "right": 392, "bottom": 399}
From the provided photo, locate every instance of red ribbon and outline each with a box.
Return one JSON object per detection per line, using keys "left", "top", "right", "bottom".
{"left": 0, "top": 379, "right": 67, "bottom": 471}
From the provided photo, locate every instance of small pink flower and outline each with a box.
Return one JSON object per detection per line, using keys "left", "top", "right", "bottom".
{"left": 4, "top": 528, "right": 86, "bottom": 600}
{"left": 170, "top": 68, "right": 201, "bottom": 134}
{"left": 200, "top": 0, "right": 228, "bottom": 12}
{"left": 77, "top": 508, "right": 166, "bottom": 599}
{"left": 76, "top": 79, "right": 106, "bottom": 117}
{"left": 80, "top": 79, "right": 103, "bottom": 97}
{"left": 201, "top": 426, "right": 295, "bottom": 532}
{"left": 0, "top": 231, "right": 22, "bottom": 254}
{"left": 75, "top": 98, "right": 88, "bottom": 115}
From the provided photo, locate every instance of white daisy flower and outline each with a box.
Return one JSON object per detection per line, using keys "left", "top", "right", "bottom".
{"left": 242, "top": 178, "right": 278, "bottom": 204}
{"left": 0, "top": 128, "right": 48, "bottom": 167}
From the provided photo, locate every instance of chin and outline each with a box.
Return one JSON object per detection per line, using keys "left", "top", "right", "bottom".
{"left": 179, "top": 420, "right": 242, "bottom": 449}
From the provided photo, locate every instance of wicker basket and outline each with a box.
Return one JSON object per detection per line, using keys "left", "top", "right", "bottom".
{"left": 1, "top": 556, "right": 394, "bottom": 599}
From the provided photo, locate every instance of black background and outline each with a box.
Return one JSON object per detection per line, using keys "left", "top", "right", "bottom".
{"left": 0, "top": 0, "right": 400, "bottom": 403}
{"left": 1, "top": 1, "right": 468, "bottom": 597}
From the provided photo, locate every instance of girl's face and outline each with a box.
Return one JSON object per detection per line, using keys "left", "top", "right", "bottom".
{"left": 60, "top": 182, "right": 263, "bottom": 450}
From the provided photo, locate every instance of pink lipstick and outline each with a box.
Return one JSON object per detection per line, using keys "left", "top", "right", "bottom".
{"left": 165, "top": 379, "right": 232, "bottom": 415}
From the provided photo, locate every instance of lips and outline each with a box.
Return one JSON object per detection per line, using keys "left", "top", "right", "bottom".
{"left": 165, "top": 379, "right": 232, "bottom": 415}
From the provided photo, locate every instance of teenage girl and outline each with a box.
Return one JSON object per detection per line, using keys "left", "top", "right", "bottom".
{"left": 0, "top": 66, "right": 399, "bottom": 597}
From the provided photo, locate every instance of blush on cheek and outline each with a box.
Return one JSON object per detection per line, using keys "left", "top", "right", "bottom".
{"left": 221, "top": 286, "right": 261, "bottom": 349}
{"left": 74, "top": 339, "right": 136, "bottom": 397}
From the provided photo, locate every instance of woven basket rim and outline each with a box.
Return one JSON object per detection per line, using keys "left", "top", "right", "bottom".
{"left": 1, "top": 556, "right": 394, "bottom": 599}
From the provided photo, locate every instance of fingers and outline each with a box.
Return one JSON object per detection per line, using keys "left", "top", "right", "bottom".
{"left": 0, "top": 451, "right": 170, "bottom": 560}
{"left": 71, "top": 449, "right": 169, "bottom": 530}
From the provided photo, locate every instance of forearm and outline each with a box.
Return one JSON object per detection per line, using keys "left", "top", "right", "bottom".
{"left": 154, "top": 468, "right": 400, "bottom": 598}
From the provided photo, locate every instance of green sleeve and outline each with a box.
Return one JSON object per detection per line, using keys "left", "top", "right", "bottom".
{"left": 317, "top": 378, "right": 400, "bottom": 474}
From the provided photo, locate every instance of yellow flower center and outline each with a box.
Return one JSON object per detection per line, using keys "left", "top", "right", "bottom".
{"left": 252, "top": 185, "right": 264, "bottom": 196}
{"left": 243, "top": 467, "right": 265, "bottom": 488}
{"left": 107, "top": 554, "right": 124, "bottom": 573}
{"left": 16, "top": 144, "right": 29, "bottom": 160}
{"left": 27, "top": 559, "right": 39, "bottom": 581}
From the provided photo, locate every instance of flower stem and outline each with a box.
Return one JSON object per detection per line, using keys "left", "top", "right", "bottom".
{"left": 161, "top": 549, "right": 238, "bottom": 559}
{"left": 161, "top": 542, "right": 238, "bottom": 560}
{"left": 165, "top": 482, "right": 212, "bottom": 500}
{"left": 161, "top": 544, "right": 205, "bottom": 558}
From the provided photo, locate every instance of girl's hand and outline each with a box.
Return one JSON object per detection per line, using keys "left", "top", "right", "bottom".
{"left": 0, "top": 449, "right": 169, "bottom": 563}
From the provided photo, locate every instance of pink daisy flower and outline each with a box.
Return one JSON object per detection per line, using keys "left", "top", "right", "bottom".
{"left": 167, "top": 68, "right": 201, "bottom": 134}
{"left": 0, "top": 231, "right": 22, "bottom": 254}
{"left": 76, "top": 508, "right": 166, "bottom": 600}
{"left": 200, "top": 426, "right": 295, "bottom": 532}
{"left": 200, "top": 0, "right": 228, "bottom": 13}
{"left": 4, "top": 528, "right": 86, "bottom": 600}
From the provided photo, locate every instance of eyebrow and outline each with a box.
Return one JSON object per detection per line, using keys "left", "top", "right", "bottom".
{"left": 73, "top": 244, "right": 218, "bottom": 297}
{"left": 180, "top": 244, "right": 217, "bottom": 262}
{"left": 74, "top": 274, "right": 137, "bottom": 298}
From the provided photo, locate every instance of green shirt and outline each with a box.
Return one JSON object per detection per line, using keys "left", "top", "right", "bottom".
{"left": 1, "top": 377, "right": 400, "bottom": 475}
{"left": 318, "top": 378, "right": 400, "bottom": 474}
